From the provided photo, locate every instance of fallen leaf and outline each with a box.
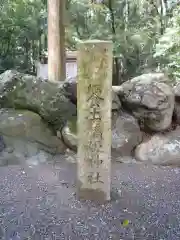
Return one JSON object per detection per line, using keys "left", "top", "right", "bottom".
{"left": 122, "top": 219, "right": 129, "bottom": 227}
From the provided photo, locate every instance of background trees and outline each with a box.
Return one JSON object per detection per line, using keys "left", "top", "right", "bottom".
{"left": 154, "top": 4, "right": 180, "bottom": 83}
{"left": 0, "top": 0, "right": 179, "bottom": 84}
{"left": 0, "top": 0, "right": 47, "bottom": 74}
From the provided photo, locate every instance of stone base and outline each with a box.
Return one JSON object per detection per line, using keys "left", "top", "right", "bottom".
{"left": 77, "top": 188, "right": 110, "bottom": 203}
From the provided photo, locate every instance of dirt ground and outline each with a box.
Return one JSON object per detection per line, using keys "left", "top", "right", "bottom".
{"left": 0, "top": 158, "right": 180, "bottom": 240}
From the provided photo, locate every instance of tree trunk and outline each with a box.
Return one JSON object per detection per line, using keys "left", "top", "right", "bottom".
{"left": 48, "top": 0, "right": 66, "bottom": 82}
{"left": 24, "top": 37, "right": 30, "bottom": 72}
{"left": 60, "top": 0, "right": 66, "bottom": 80}
{"left": 160, "top": 0, "right": 164, "bottom": 35}
{"left": 107, "top": 0, "right": 120, "bottom": 85}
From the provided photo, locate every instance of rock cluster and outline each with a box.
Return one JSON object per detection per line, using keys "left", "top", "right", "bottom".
{"left": 62, "top": 72, "right": 180, "bottom": 166}
{"left": 0, "top": 70, "right": 180, "bottom": 166}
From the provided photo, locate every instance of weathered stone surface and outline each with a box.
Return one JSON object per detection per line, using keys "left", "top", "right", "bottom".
{"left": 60, "top": 116, "right": 77, "bottom": 151}
{"left": 60, "top": 111, "right": 142, "bottom": 164}
{"left": 113, "top": 73, "right": 169, "bottom": 95}
{"left": 117, "top": 73, "right": 174, "bottom": 131}
{"left": 112, "top": 90, "right": 121, "bottom": 110}
{"left": 77, "top": 40, "right": 113, "bottom": 202}
{"left": 0, "top": 149, "right": 51, "bottom": 166}
{"left": 112, "top": 85, "right": 123, "bottom": 95}
{"left": 0, "top": 70, "right": 76, "bottom": 130}
{"left": 112, "top": 111, "right": 142, "bottom": 161}
{"left": 135, "top": 127, "right": 180, "bottom": 166}
{"left": 173, "top": 83, "right": 180, "bottom": 100}
{"left": 63, "top": 79, "right": 121, "bottom": 110}
{"left": 0, "top": 109, "right": 66, "bottom": 165}
{"left": 129, "top": 72, "right": 169, "bottom": 85}
{"left": 0, "top": 136, "right": 6, "bottom": 152}
{"left": 63, "top": 78, "right": 77, "bottom": 105}
{"left": 173, "top": 83, "right": 180, "bottom": 124}
{"left": 173, "top": 104, "right": 180, "bottom": 124}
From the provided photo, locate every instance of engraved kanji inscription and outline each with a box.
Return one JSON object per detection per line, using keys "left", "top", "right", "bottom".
{"left": 87, "top": 85, "right": 103, "bottom": 120}
{"left": 87, "top": 172, "right": 104, "bottom": 184}
{"left": 77, "top": 40, "right": 112, "bottom": 201}
{"left": 85, "top": 83, "right": 104, "bottom": 167}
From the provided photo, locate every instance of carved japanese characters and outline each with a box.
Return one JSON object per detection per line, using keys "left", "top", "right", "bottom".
{"left": 77, "top": 40, "right": 113, "bottom": 202}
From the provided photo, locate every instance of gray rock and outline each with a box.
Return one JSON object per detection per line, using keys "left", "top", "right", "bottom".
{"left": 173, "top": 103, "right": 180, "bottom": 124}
{"left": 112, "top": 90, "right": 121, "bottom": 110}
{"left": 173, "top": 82, "right": 180, "bottom": 99}
{"left": 0, "top": 109, "right": 66, "bottom": 164}
{"left": 26, "top": 151, "right": 51, "bottom": 166}
{"left": 135, "top": 127, "right": 180, "bottom": 166}
{"left": 60, "top": 112, "right": 142, "bottom": 163}
{"left": 0, "top": 151, "right": 22, "bottom": 166}
{"left": 173, "top": 83, "right": 180, "bottom": 124}
{"left": 112, "top": 111, "right": 142, "bottom": 160}
{"left": 128, "top": 72, "right": 169, "bottom": 84}
{"left": 0, "top": 70, "right": 76, "bottom": 130}
{"left": 0, "top": 135, "right": 6, "bottom": 152}
{"left": 60, "top": 116, "right": 77, "bottom": 151}
{"left": 117, "top": 73, "right": 174, "bottom": 131}
{"left": 112, "top": 85, "right": 123, "bottom": 95}
{"left": 63, "top": 78, "right": 77, "bottom": 105}
{"left": 61, "top": 126, "right": 77, "bottom": 151}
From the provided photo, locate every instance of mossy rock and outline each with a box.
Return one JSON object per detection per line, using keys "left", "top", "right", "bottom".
{"left": 0, "top": 109, "right": 66, "bottom": 155}
{"left": 0, "top": 70, "right": 76, "bottom": 130}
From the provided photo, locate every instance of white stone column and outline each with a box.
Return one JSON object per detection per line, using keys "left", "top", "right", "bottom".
{"left": 77, "top": 40, "right": 113, "bottom": 202}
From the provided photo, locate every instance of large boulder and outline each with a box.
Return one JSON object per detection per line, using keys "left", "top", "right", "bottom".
{"left": 0, "top": 70, "right": 76, "bottom": 130}
{"left": 63, "top": 78, "right": 77, "bottom": 105}
{"left": 63, "top": 79, "right": 121, "bottom": 111}
{"left": 127, "top": 72, "right": 170, "bottom": 85}
{"left": 60, "top": 111, "right": 142, "bottom": 163}
{"left": 112, "top": 90, "right": 121, "bottom": 110}
{"left": 0, "top": 109, "right": 66, "bottom": 165}
{"left": 173, "top": 83, "right": 180, "bottom": 124}
{"left": 116, "top": 73, "right": 174, "bottom": 131}
{"left": 111, "top": 111, "right": 142, "bottom": 161}
{"left": 135, "top": 127, "right": 180, "bottom": 166}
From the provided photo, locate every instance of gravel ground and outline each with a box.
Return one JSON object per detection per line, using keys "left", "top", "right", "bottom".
{"left": 0, "top": 157, "right": 180, "bottom": 240}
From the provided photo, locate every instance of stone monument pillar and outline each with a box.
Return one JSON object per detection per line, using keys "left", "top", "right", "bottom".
{"left": 77, "top": 40, "right": 113, "bottom": 202}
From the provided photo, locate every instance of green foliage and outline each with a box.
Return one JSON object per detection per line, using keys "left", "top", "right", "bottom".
{"left": 66, "top": 0, "right": 173, "bottom": 82}
{"left": 0, "top": 0, "right": 179, "bottom": 83}
{"left": 0, "top": 0, "right": 46, "bottom": 73}
{"left": 154, "top": 6, "right": 180, "bottom": 82}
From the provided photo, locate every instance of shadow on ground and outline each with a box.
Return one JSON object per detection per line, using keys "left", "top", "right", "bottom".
{"left": 0, "top": 158, "right": 179, "bottom": 239}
